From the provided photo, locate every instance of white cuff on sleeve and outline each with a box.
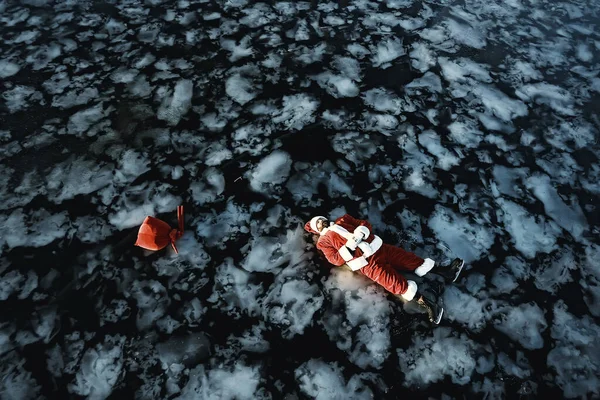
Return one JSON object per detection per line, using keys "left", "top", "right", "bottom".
{"left": 415, "top": 258, "right": 435, "bottom": 277}
{"left": 347, "top": 256, "right": 368, "bottom": 271}
{"left": 401, "top": 280, "right": 418, "bottom": 301}
{"left": 353, "top": 225, "right": 370, "bottom": 240}
{"left": 338, "top": 245, "right": 354, "bottom": 262}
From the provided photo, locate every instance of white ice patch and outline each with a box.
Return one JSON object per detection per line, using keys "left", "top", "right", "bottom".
{"left": 321, "top": 270, "right": 391, "bottom": 369}
{"left": 524, "top": 174, "right": 587, "bottom": 239}
{"left": 0, "top": 59, "right": 20, "bottom": 78}
{"left": 443, "top": 286, "right": 507, "bottom": 332}
{"left": 248, "top": 150, "right": 292, "bottom": 193}
{"left": 315, "top": 72, "right": 359, "bottom": 98}
{"left": 2, "top": 85, "right": 39, "bottom": 113}
{"left": 496, "top": 198, "right": 561, "bottom": 259}
{"left": 67, "top": 103, "right": 107, "bottom": 136}
{"left": 272, "top": 94, "right": 319, "bottom": 130}
{"left": 0, "top": 208, "right": 69, "bottom": 251}
{"left": 371, "top": 38, "right": 405, "bottom": 67}
{"left": 296, "top": 359, "right": 375, "bottom": 399}
{"left": 347, "top": 43, "right": 370, "bottom": 59}
{"left": 157, "top": 79, "right": 193, "bottom": 126}
{"left": 447, "top": 118, "right": 484, "bottom": 148}
{"left": 225, "top": 73, "right": 259, "bottom": 105}
{"left": 362, "top": 88, "right": 402, "bottom": 114}
{"left": 548, "top": 300, "right": 600, "bottom": 398}
{"left": 515, "top": 83, "right": 575, "bottom": 115}
{"left": 221, "top": 36, "right": 254, "bottom": 62}
{"left": 405, "top": 71, "right": 442, "bottom": 93}
{"left": 397, "top": 327, "right": 479, "bottom": 386}
{"left": 428, "top": 205, "right": 495, "bottom": 262}
{"left": 494, "top": 302, "right": 547, "bottom": 349}
{"left": 68, "top": 335, "right": 125, "bottom": 400}
{"left": 331, "top": 131, "right": 378, "bottom": 167}
{"left": 410, "top": 42, "right": 436, "bottom": 72}
{"left": 46, "top": 157, "right": 114, "bottom": 202}
{"left": 52, "top": 87, "right": 99, "bottom": 109}
{"left": 417, "top": 130, "right": 460, "bottom": 170}
{"left": 26, "top": 42, "right": 61, "bottom": 70}
{"left": 176, "top": 363, "right": 267, "bottom": 400}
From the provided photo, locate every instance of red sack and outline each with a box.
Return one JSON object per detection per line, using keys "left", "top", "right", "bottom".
{"left": 135, "top": 206, "right": 184, "bottom": 253}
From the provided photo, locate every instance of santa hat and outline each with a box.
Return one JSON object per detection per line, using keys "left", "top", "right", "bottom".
{"left": 304, "top": 215, "right": 326, "bottom": 235}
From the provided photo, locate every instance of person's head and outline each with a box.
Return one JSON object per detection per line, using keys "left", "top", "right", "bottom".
{"left": 304, "top": 216, "right": 329, "bottom": 235}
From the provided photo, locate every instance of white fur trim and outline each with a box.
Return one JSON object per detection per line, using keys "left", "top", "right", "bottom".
{"left": 415, "top": 258, "right": 435, "bottom": 277}
{"left": 353, "top": 226, "right": 370, "bottom": 240}
{"left": 329, "top": 224, "right": 354, "bottom": 240}
{"left": 401, "top": 280, "right": 418, "bottom": 301}
{"left": 357, "top": 235, "right": 382, "bottom": 258}
{"left": 347, "top": 256, "right": 368, "bottom": 271}
{"left": 310, "top": 216, "right": 326, "bottom": 234}
{"left": 338, "top": 246, "right": 353, "bottom": 262}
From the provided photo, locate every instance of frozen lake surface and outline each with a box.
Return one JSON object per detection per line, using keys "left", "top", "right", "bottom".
{"left": 0, "top": 0, "right": 599, "bottom": 398}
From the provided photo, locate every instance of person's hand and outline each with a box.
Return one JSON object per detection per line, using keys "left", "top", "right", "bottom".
{"left": 353, "top": 226, "right": 370, "bottom": 241}
{"left": 345, "top": 236, "right": 359, "bottom": 251}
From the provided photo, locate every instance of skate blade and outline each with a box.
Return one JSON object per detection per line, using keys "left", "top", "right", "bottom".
{"left": 452, "top": 260, "right": 465, "bottom": 283}
{"left": 433, "top": 307, "right": 444, "bottom": 325}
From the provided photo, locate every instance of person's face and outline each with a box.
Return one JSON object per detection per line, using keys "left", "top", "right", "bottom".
{"left": 316, "top": 218, "right": 329, "bottom": 232}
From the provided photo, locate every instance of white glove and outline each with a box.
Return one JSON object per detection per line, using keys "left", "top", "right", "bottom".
{"left": 353, "top": 226, "right": 370, "bottom": 241}
{"left": 345, "top": 236, "right": 360, "bottom": 251}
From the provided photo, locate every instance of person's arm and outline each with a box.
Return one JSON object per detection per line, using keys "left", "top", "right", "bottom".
{"left": 338, "top": 214, "right": 372, "bottom": 240}
{"left": 316, "top": 236, "right": 348, "bottom": 267}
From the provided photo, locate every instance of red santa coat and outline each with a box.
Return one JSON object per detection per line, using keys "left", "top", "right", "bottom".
{"left": 305, "top": 214, "right": 426, "bottom": 295}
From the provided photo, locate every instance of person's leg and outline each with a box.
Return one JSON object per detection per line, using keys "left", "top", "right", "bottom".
{"left": 381, "top": 244, "right": 431, "bottom": 273}
{"left": 360, "top": 261, "right": 411, "bottom": 297}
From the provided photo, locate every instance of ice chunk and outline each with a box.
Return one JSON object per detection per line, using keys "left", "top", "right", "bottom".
{"left": 26, "top": 42, "right": 61, "bottom": 70}
{"left": 296, "top": 359, "right": 374, "bottom": 399}
{"left": 263, "top": 278, "right": 324, "bottom": 338}
{"left": 176, "top": 363, "right": 266, "bottom": 400}
{"left": 548, "top": 300, "right": 600, "bottom": 398}
{"left": 46, "top": 156, "right": 113, "bottom": 202}
{"left": 347, "top": 43, "right": 370, "bottom": 59}
{"left": 515, "top": 83, "right": 575, "bottom": 116}
{"left": 410, "top": 42, "right": 435, "bottom": 72}
{"left": 52, "top": 87, "right": 99, "bottom": 109}
{"left": 371, "top": 38, "right": 405, "bottom": 67}
{"left": 362, "top": 88, "right": 401, "bottom": 114}
{"left": 444, "top": 286, "right": 507, "bottom": 332}
{"left": 226, "top": 73, "right": 259, "bottom": 105}
{"left": 0, "top": 353, "right": 42, "bottom": 400}
{"left": 405, "top": 71, "right": 442, "bottom": 93}
{"left": 272, "top": 94, "right": 319, "bottom": 130}
{"left": 248, "top": 150, "right": 291, "bottom": 193}
{"left": 221, "top": 36, "right": 254, "bottom": 62}
{"left": 418, "top": 130, "right": 460, "bottom": 170}
{"left": 428, "top": 205, "right": 495, "bottom": 262}
{"left": 0, "top": 59, "right": 20, "bottom": 78}
{"left": 397, "top": 327, "right": 478, "bottom": 386}
{"left": 321, "top": 271, "right": 392, "bottom": 369}
{"left": 496, "top": 198, "right": 561, "bottom": 259}
{"left": 494, "top": 302, "right": 547, "bottom": 349}
{"left": 157, "top": 79, "right": 193, "bottom": 126}
{"left": 67, "top": 103, "right": 106, "bottom": 136}
{"left": 0, "top": 208, "right": 69, "bottom": 250}
{"left": 315, "top": 72, "right": 359, "bottom": 98}
{"left": 68, "top": 335, "right": 125, "bottom": 400}
{"left": 2, "top": 85, "right": 38, "bottom": 113}
{"left": 525, "top": 174, "right": 587, "bottom": 239}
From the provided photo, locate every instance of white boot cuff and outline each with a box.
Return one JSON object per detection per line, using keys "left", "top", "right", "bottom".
{"left": 415, "top": 258, "right": 435, "bottom": 277}
{"left": 401, "top": 280, "right": 418, "bottom": 301}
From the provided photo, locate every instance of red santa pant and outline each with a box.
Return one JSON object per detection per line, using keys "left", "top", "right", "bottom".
{"left": 358, "top": 244, "right": 424, "bottom": 295}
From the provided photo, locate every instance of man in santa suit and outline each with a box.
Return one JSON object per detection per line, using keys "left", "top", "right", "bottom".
{"left": 305, "top": 214, "right": 464, "bottom": 324}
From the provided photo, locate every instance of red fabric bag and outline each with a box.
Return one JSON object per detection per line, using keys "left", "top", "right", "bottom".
{"left": 135, "top": 206, "right": 184, "bottom": 253}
